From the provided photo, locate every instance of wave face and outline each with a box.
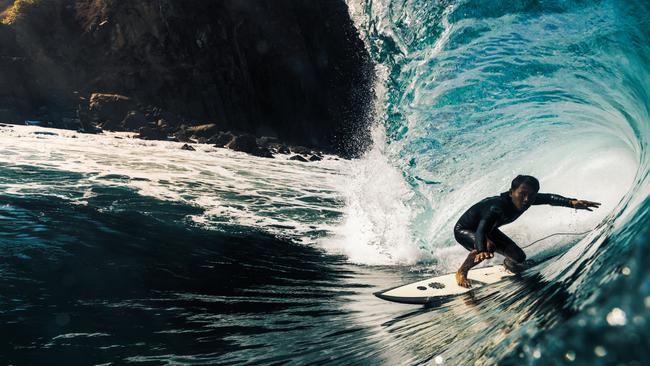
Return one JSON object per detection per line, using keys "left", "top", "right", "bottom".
{"left": 342, "top": 0, "right": 650, "bottom": 363}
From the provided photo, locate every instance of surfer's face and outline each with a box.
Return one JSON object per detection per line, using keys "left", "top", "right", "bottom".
{"left": 510, "top": 183, "right": 538, "bottom": 212}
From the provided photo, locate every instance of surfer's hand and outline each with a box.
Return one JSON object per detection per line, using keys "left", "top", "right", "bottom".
{"left": 474, "top": 251, "right": 494, "bottom": 263}
{"left": 570, "top": 199, "right": 601, "bottom": 211}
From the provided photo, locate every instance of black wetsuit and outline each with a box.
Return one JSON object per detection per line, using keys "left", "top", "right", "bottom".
{"left": 454, "top": 192, "right": 574, "bottom": 262}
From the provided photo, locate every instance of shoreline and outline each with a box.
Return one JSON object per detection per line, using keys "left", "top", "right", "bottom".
{"left": 0, "top": 120, "right": 340, "bottom": 162}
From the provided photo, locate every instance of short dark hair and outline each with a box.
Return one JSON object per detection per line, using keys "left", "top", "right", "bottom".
{"left": 511, "top": 175, "right": 540, "bottom": 192}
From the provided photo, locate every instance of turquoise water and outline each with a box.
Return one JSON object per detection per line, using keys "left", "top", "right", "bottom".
{"left": 1, "top": 0, "right": 650, "bottom": 364}
{"left": 348, "top": 0, "right": 650, "bottom": 363}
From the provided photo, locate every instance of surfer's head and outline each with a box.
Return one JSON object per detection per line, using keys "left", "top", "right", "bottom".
{"left": 509, "top": 175, "right": 539, "bottom": 211}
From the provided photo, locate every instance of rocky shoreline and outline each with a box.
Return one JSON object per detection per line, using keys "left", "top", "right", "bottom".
{"left": 3, "top": 94, "right": 332, "bottom": 162}
{"left": 0, "top": 0, "right": 375, "bottom": 159}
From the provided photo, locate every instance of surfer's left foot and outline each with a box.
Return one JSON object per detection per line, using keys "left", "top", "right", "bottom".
{"left": 456, "top": 270, "right": 471, "bottom": 288}
{"left": 456, "top": 250, "right": 480, "bottom": 288}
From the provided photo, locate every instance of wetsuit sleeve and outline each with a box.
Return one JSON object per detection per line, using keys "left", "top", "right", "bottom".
{"left": 533, "top": 193, "right": 575, "bottom": 207}
{"left": 475, "top": 207, "right": 501, "bottom": 252}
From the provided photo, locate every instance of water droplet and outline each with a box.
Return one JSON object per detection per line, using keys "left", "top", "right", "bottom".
{"left": 622, "top": 266, "right": 631, "bottom": 276}
{"left": 565, "top": 351, "right": 576, "bottom": 362}
{"left": 578, "top": 319, "right": 587, "bottom": 327}
{"left": 532, "top": 349, "right": 541, "bottom": 359}
{"left": 434, "top": 356, "right": 444, "bottom": 364}
{"left": 594, "top": 346, "right": 607, "bottom": 357}
{"left": 606, "top": 307, "right": 627, "bottom": 326}
{"left": 644, "top": 296, "right": 650, "bottom": 308}
{"left": 633, "top": 315, "right": 645, "bottom": 326}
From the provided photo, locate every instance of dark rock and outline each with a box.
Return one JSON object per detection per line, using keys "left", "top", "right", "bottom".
{"left": 256, "top": 136, "right": 280, "bottom": 147}
{"left": 76, "top": 96, "right": 94, "bottom": 132}
{"left": 226, "top": 134, "right": 273, "bottom": 158}
{"left": 269, "top": 142, "right": 290, "bottom": 154}
{"left": 209, "top": 131, "right": 236, "bottom": 147}
{"left": 172, "top": 126, "right": 191, "bottom": 142}
{"left": 226, "top": 134, "right": 258, "bottom": 153}
{"left": 291, "top": 146, "right": 312, "bottom": 155}
{"left": 173, "top": 132, "right": 192, "bottom": 143}
{"left": 309, "top": 154, "right": 323, "bottom": 162}
{"left": 253, "top": 147, "right": 274, "bottom": 158}
{"left": 122, "top": 110, "right": 148, "bottom": 130}
{"left": 138, "top": 126, "right": 167, "bottom": 140}
{"left": 186, "top": 123, "right": 219, "bottom": 138}
{"left": 289, "top": 155, "right": 309, "bottom": 162}
{"left": 88, "top": 93, "right": 137, "bottom": 130}
{"left": 60, "top": 117, "right": 81, "bottom": 130}
{"left": 180, "top": 144, "right": 195, "bottom": 151}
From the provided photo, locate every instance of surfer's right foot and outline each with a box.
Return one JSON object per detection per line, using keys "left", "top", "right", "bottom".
{"left": 503, "top": 258, "right": 526, "bottom": 273}
{"left": 456, "top": 270, "right": 471, "bottom": 288}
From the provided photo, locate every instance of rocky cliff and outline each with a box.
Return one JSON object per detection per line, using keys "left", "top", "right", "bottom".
{"left": 0, "top": 0, "right": 374, "bottom": 157}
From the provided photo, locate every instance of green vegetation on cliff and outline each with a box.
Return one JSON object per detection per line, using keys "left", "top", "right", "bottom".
{"left": 2, "top": 0, "right": 37, "bottom": 25}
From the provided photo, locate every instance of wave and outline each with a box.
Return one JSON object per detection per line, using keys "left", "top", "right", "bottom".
{"left": 340, "top": 0, "right": 649, "bottom": 268}
{"left": 340, "top": 0, "right": 650, "bottom": 362}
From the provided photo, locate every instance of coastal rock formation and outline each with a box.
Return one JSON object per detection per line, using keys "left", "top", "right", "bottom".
{"left": 226, "top": 134, "right": 274, "bottom": 158}
{"left": 88, "top": 93, "right": 137, "bottom": 130}
{"left": 0, "top": 0, "right": 374, "bottom": 157}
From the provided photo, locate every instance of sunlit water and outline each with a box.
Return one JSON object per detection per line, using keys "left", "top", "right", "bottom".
{"left": 2, "top": 0, "right": 650, "bottom": 364}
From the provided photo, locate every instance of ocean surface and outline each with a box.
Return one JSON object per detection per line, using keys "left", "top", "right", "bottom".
{"left": 2, "top": 0, "right": 650, "bottom": 364}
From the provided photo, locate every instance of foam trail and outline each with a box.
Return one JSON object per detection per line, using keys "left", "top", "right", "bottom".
{"left": 0, "top": 125, "right": 349, "bottom": 245}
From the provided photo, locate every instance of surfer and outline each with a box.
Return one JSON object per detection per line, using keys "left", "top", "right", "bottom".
{"left": 454, "top": 175, "right": 600, "bottom": 288}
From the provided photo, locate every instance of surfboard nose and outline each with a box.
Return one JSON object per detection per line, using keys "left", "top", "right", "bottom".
{"left": 373, "top": 289, "right": 431, "bottom": 305}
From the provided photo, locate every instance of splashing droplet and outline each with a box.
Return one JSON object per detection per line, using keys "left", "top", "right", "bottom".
{"left": 532, "top": 349, "right": 541, "bottom": 359}
{"left": 606, "top": 307, "right": 627, "bottom": 326}
{"left": 565, "top": 350, "right": 576, "bottom": 362}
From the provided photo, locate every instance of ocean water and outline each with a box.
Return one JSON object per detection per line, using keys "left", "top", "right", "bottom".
{"left": 1, "top": 0, "right": 650, "bottom": 364}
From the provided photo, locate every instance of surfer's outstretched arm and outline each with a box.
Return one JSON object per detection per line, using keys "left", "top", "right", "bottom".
{"left": 534, "top": 193, "right": 601, "bottom": 211}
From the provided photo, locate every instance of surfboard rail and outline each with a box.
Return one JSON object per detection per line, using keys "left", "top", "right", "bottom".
{"left": 374, "top": 265, "right": 514, "bottom": 305}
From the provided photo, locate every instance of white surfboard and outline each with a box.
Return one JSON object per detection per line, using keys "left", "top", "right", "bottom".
{"left": 374, "top": 265, "right": 515, "bottom": 305}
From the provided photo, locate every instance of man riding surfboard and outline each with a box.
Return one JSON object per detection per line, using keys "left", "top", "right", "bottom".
{"left": 454, "top": 175, "right": 600, "bottom": 288}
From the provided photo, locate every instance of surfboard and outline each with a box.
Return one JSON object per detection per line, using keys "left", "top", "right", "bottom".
{"left": 374, "top": 264, "right": 516, "bottom": 305}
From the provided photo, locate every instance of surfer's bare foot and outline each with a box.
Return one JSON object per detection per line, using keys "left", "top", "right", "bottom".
{"left": 456, "top": 250, "right": 480, "bottom": 288}
{"left": 456, "top": 270, "right": 471, "bottom": 288}
{"left": 474, "top": 251, "right": 494, "bottom": 263}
